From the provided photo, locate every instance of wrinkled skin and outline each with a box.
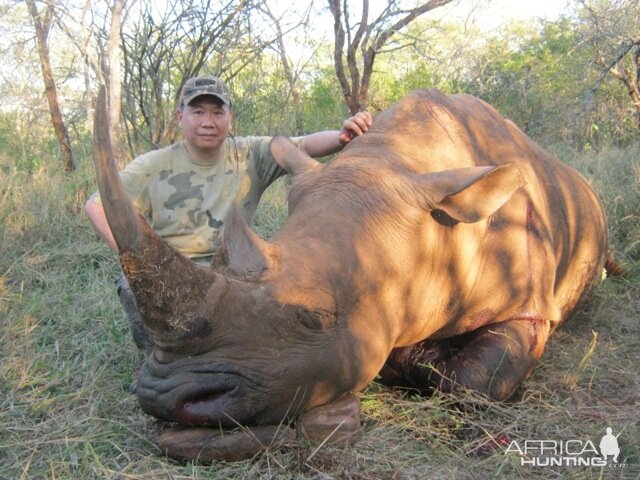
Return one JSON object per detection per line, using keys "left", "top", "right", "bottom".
{"left": 92, "top": 88, "right": 608, "bottom": 461}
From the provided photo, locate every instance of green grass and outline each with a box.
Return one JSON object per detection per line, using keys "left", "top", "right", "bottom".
{"left": 1, "top": 145, "right": 638, "bottom": 479}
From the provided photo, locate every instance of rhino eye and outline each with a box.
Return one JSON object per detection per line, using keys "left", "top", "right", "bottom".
{"left": 295, "top": 309, "right": 337, "bottom": 331}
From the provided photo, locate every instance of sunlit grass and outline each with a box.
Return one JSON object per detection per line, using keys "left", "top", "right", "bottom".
{"left": 253, "top": 176, "right": 290, "bottom": 240}
{"left": 1, "top": 145, "right": 638, "bottom": 478}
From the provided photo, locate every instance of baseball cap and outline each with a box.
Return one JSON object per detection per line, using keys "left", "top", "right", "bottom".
{"left": 180, "top": 75, "right": 232, "bottom": 108}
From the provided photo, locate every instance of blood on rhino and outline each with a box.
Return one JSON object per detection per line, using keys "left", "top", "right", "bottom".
{"left": 92, "top": 88, "right": 612, "bottom": 462}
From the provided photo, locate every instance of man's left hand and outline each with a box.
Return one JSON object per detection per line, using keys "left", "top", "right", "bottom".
{"left": 339, "top": 111, "right": 373, "bottom": 146}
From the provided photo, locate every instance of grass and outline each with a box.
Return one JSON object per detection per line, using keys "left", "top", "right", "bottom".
{"left": 1, "top": 144, "right": 638, "bottom": 479}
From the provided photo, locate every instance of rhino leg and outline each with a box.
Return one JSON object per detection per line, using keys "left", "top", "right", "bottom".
{"left": 157, "top": 395, "right": 361, "bottom": 463}
{"left": 380, "top": 318, "right": 550, "bottom": 401}
{"left": 297, "top": 393, "right": 363, "bottom": 446}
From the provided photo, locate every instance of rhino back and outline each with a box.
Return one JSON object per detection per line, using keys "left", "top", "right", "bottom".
{"left": 375, "top": 90, "right": 608, "bottom": 323}
{"left": 273, "top": 89, "right": 607, "bottom": 350}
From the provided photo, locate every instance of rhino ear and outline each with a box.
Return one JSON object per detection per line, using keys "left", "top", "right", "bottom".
{"left": 223, "top": 205, "right": 279, "bottom": 276}
{"left": 270, "top": 135, "right": 322, "bottom": 176}
{"left": 413, "top": 164, "right": 525, "bottom": 223}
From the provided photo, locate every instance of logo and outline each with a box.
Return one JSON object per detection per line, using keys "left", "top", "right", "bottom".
{"left": 599, "top": 427, "right": 621, "bottom": 463}
{"left": 505, "top": 426, "right": 628, "bottom": 468}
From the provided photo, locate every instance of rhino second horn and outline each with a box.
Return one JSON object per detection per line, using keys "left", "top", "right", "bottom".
{"left": 223, "top": 205, "right": 280, "bottom": 277}
{"left": 270, "top": 136, "right": 321, "bottom": 176}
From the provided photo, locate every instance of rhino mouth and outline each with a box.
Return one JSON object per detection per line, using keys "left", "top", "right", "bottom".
{"left": 136, "top": 354, "right": 258, "bottom": 428}
{"left": 174, "top": 385, "right": 242, "bottom": 425}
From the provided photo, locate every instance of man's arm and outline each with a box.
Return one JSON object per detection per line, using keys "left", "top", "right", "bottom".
{"left": 84, "top": 197, "right": 118, "bottom": 252}
{"left": 296, "top": 111, "right": 372, "bottom": 158}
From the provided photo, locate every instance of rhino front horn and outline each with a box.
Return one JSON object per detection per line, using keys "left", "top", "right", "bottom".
{"left": 93, "top": 86, "right": 146, "bottom": 253}
{"left": 92, "top": 86, "right": 222, "bottom": 352}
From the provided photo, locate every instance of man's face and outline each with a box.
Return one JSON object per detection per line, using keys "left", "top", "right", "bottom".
{"left": 178, "top": 96, "right": 233, "bottom": 161}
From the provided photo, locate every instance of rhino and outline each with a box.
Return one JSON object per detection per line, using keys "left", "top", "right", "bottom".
{"left": 92, "top": 88, "right": 609, "bottom": 462}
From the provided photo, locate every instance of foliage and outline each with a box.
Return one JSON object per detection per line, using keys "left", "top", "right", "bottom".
{"left": 301, "top": 67, "right": 350, "bottom": 133}
{"left": 232, "top": 53, "right": 299, "bottom": 137}
{"left": 120, "top": 0, "right": 257, "bottom": 155}
{"left": 362, "top": 13, "right": 640, "bottom": 149}
{"left": 2, "top": 2, "right": 640, "bottom": 171}
{"left": 326, "top": 0, "right": 457, "bottom": 114}
{"left": 0, "top": 110, "right": 54, "bottom": 172}
{"left": 552, "top": 142, "right": 640, "bottom": 261}
{"left": 576, "top": 0, "right": 640, "bottom": 133}
{"left": 466, "top": 19, "right": 587, "bottom": 146}
{"left": 464, "top": 11, "right": 640, "bottom": 149}
{"left": 364, "top": 18, "right": 477, "bottom": 110}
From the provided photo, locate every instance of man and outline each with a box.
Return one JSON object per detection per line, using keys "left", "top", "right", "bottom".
{"left": 599, "top": 427, "right": 620, "bottom": 463}
{"left": 85, "top": 75, "right": 372, "bottom": 353}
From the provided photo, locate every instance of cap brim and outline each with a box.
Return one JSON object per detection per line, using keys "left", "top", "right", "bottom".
{"left": 183, "top": 92, "right": 230, "bottom": 107}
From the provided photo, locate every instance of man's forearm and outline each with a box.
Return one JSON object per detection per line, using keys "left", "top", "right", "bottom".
{"left": 296, "top": 131, "right": 343, "bottom": 158}
{"left": 84, "top": 199, "right": 119, "bottom": 252}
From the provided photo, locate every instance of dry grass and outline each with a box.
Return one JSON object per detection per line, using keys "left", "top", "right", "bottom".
{"left": 1, "top": 145, "right": 638, "bottom": 479}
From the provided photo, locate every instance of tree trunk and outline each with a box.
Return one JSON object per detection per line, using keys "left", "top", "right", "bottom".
{"left": 81, "top": 0, "right": 94, "bottom": 131}
{"left": 25, "top": 0, "right": 75, "bottom": 172}
{"left": 263, "top": 4, "right": 305, "bottom": 135}
{"left": 597, "top": 43, "right": 640, "bottom": 133}
{"left": 108, "top": 0, "right": 126, "bottom": 167}
{"left": 582, "top": 1, "right": 640, "bottom": 135}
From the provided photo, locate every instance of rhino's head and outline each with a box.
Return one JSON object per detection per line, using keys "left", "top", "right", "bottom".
{"left": 133, "top": 265, "right": 362, "bottom": 429}
{"left": 92, "top": 89, "right": 363, "bottom": 431}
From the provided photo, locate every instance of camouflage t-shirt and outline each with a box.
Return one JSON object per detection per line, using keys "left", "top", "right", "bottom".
{"left": 92, "top": 136, "right": 289, "bottom": 262}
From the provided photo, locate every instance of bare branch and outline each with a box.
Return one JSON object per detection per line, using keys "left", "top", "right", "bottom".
{"left": 327, "top": 0, "right": 454, "bottom": 113}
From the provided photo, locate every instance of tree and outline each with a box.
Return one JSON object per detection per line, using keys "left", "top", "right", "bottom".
{"left": 53, "top": 0, "right": 128, "bottom": 166}
{"left": 107, "top": 0, "right": 125, "bottom": 167}
{"left": 24, "top": 0, "right": 75, "bottom": 172}
{"left": 327, "top": 0, "right": 455, "bottom": 114}
{"left": 259, "top": 3, "right": 314, "bottom": 135}
{"left": 465, "top": 19, "right": 588, "bottom": 144}
{"left": 578, "top": 0, "right": 640, "bottom": 133}
{"left": 120, "top": 0, "right": 256, "bottom": 154}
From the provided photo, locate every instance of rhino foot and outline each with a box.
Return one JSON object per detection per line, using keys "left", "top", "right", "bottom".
{"left": 297, "top": 392, "right": 363, "bottom": 446}
{"left": 158, "top": 394, "right": 362, "bottom": 463}
{"left": 381, "top": 318, "right": 551, "bottom": 401}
